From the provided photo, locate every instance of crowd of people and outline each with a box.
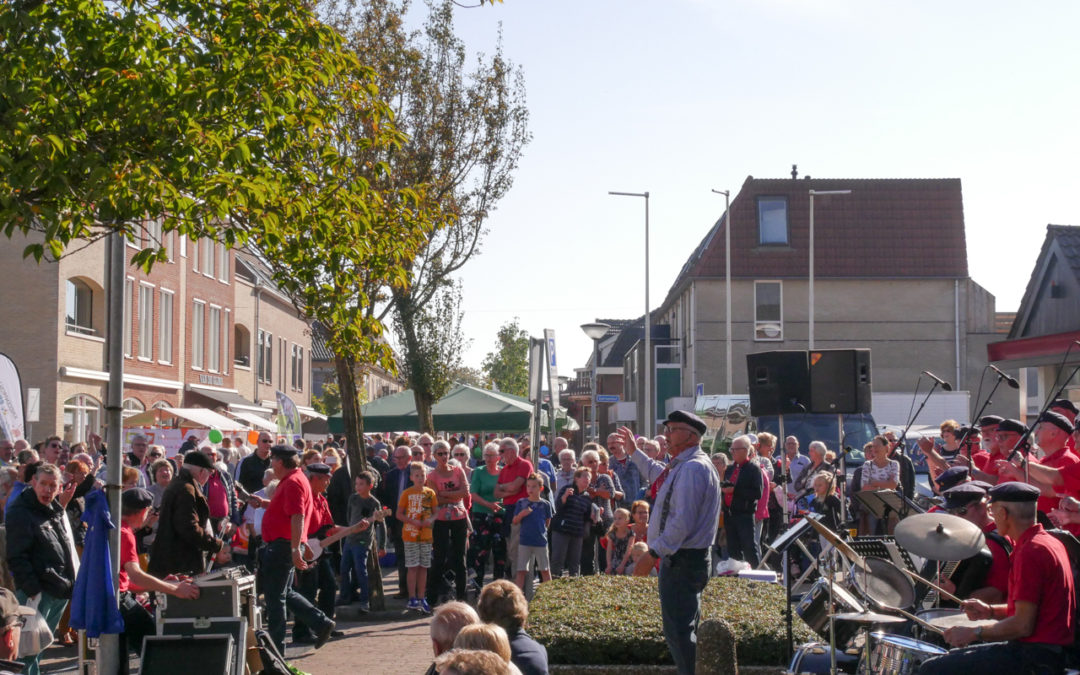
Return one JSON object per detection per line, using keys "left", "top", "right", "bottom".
{"left": 1, "top": 398, "right": 1079, "bottom": 674}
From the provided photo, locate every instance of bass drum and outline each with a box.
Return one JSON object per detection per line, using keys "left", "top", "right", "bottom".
{"left": 795, "top": 578, "right": 865, "bottom": 647}
{"left": 786, "top": 642, "right": 860, "bottom": 675}
{"left": 847, "top": 556, "right": 916, "bottom": 611}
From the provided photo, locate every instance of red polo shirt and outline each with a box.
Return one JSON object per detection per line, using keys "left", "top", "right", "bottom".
{"left": 1007, "top": 523, "right": 1074, "bottom": 645}
{"left": 497, "top": 457, "right": 533, "bottom": 507}
{"left": 307, "top": 492, "right": 334, "bottom": 537}
{"left": 1041, "top": 447, "right": 1080, "bottom": 512}
{"left": 981, "top": 522, "right": 1011, "bottom": 600}
{"left": 118, "top": 522, "right": 138, "bottom": 593}
{"left": 261, "top": 469, "right": 312, "bottom": 543}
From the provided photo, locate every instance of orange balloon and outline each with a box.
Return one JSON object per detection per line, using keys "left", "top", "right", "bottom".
{"left": 247, "top": 430, "right": 260, "bottom": 444}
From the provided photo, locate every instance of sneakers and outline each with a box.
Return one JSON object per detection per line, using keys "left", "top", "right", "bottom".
{"left": 419, "top": 598, "right": 433, "bottom": 614}
{"left": 407, "top": 597, "right": 420, "bottom": 611}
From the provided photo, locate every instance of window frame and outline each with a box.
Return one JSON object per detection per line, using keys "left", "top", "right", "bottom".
{"left": 65, "top": 279, "right": 95, "bottom": 336}
{"left": 159, "top": 289, "right": 174, "bottom": 364}
{"left": 137, "top": 281, "right": 155, "bottom": 361}
{"left": 208, "top": 305, "right": 221, "bottom": 373}
{"left": 192, "top": 300, "right": 205, "bottom": 370}
{"left": 757, "top": 195, "right": 790, "bottom": 246}
{"left": 123, "top": 277, "right": 134, "bottom": 357}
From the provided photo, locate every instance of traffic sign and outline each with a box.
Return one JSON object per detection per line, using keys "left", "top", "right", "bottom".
{"left": 596, "top": 394, "right": 620, "bottom": 403}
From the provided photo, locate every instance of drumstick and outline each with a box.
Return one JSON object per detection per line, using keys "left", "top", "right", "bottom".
{"left": 889, "top": 606, "right": 945, "bottom": 635}
{"left": 894, "top": 565, "right": 964, "bottom": 605}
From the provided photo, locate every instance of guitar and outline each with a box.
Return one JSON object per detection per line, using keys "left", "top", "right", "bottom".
{"left": 301, "top": 508, "right": 388, "bottom": 562}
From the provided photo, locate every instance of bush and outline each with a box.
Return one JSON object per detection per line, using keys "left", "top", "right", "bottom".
{"left": 528, "top": 576, "right": 814, "bottom": 666}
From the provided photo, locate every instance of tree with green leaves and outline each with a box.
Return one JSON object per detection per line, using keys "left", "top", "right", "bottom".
{"left": 482, "top": 318, "right": 529, "bottom": 396}
{"left": 393, "top": 279, "right": 467, "bottom": 432}
{"left": 320, "top": 0, "right": 530, "bottom": 427}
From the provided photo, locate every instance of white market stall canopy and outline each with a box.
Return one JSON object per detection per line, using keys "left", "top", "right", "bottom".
{"left": 228, "top": 410, "right": 278, "bottom": 433}
{"left": 124, "top": 407, "right": 249, "bottom": 431}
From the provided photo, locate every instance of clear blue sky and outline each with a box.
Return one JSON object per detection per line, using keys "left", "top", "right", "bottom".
{"left": 420, "top": 0, "right": 1080, "bottom": 377}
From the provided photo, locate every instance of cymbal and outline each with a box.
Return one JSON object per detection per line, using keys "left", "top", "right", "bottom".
{"left": 806, "top": 516, "right": 868, "bottom": 571}
{"left": 895, "top": 513, "right": 985, "bottom": 561}
{"left": 831, "top": 611, "right": 907, "bottom": 625}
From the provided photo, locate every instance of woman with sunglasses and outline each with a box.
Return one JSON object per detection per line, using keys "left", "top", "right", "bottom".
{"left": 426, "top": 439, "right": 470, "bottom": 605}
{"left": 452, "top": 445, "right": 473, "bottom": 480}
{"left": 468, "top": 443, "right": 506, "bottom": 590}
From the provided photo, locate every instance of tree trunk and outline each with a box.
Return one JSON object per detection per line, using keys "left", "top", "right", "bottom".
{"left": 334, "top": 352, "right": 385, "bottom": 610}
{"left": 399, "top": 299, "right": 437, "bottom": 433}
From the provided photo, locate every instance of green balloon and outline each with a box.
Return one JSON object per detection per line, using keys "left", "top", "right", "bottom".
{"left": 208, "top": 428, "right": 223, "bottom": 444}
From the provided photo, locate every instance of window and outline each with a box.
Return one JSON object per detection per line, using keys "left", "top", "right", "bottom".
{"left": 258, "top": 329, "right": 272, "bottom": 383}
{"left": 146, "top": 219, "right": 163, "bottom": 250}
{"left": 217, "top": 243, "right": 228, "bottom": 282}
{"left": 65, "top": 279, "right": 94, "bottom": 335}
{"left": 124, "top": 278, "right": 133, "bottom": 357}
{"left": 159, "top": 290, "right": 174, "bottom": 363}
{"left": 208, "top": 306, "right": 221, "bottom": 372}
{"left": 191, "top": 236, "right": 198, "bottom": 271}
{"left": 758, "top": 196, "right": 789, "bottom": 245}
{"left": 235, "top": 325, "right": 251, "bottom": 367}
{"left": 138, "top": 283, "right": 154, "bottom": 359}
{"left": 290, "top": 344, "right": 297, "bottom": 390}
{"left": 122, "top": 397, "right": 145, "bottom": 419}
{"left": 192, "top": 301, "right": 205, "bottom": 369}
{"left": 754, "top": 281, "right": 783, "bottom": 341}
{"left": 202, "top": 239, "right": 214, "bottom": 278}
{"left": 179, "top": 235, "right": 187, "bottom": 258}
{"left": 223, "top": 309, "right": 230, "bottom": 374}
{"left": 63, "top": 394, "right": 102, "bottom": 444}
{"left": 297, "top": 346, "right": 304, "bottom": 390}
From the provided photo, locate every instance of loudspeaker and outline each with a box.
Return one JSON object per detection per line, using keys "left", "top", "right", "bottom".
{"left": 747, "top": 351, "right": 810, "bottom": 415}
{"left": 808, "top": 349, "right": 872, "bottom": 414}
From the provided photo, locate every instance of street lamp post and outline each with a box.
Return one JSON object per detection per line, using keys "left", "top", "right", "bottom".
{"left": 808, "top": 189, "right": 851, "bottom": 350}
{"left": 712, "top": 189, "right": 732, "bottom": 394}
{"left": 609, "top": 190, "right": 650, "bottom": 433}
{"left": 580, "top": 322, "right": 610, "bottom": 442}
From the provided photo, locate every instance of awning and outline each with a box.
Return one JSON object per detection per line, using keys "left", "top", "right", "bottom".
{"left": 295, "top": 405, "right": 326, "bottom": 421}
{"left": 124, "top": 407, "right": 249, "bottom": 431}
{"left": 185, "top": 383, "right": 272, "bottom": 414}
{"left": 228, "top": 410, "right": 278, "bottom": 432}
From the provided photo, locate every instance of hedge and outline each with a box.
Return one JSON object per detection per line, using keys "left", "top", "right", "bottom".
{"left": 528, "top": 576, "right": 814, "bottom": 666}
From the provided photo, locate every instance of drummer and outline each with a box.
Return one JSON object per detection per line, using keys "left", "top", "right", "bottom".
{"left": 918, "top": 482, "right": 1074, "bottom": 675}
{"left": 934, "top": 482, "right": 1011, "bottom": 605}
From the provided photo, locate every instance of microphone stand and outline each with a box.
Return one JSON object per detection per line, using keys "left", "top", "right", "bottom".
{"left": 895, "top": 378, "right": 943, "bottom": 518}
{"left": 958, "top": 370, "right": 1010, "bottom": 464}
{"left": 1008, "top": 360, "right": 1080, "bottom": 483}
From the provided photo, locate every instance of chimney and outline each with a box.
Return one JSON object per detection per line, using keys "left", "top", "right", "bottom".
{"left": 791, "top": 164, "right": 798, "bottom": 180}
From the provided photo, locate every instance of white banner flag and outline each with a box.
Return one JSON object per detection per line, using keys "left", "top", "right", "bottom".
{"left": 0, "top": 353, "right": 25, "bottom": 441}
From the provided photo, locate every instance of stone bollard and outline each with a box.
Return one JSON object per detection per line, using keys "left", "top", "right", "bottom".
{"left": 695, "top": 618, "right": 738, "bottom": 675}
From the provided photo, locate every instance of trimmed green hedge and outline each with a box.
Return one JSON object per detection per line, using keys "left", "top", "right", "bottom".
{"left": 528, "top": 576, "right": 814, "bottom": 666}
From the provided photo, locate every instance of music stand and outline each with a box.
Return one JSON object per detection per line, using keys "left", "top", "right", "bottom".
{"left": 760, "top": 513, "right": 822, "bottom": 664}
{"left": 854, "top": 490, "right": 905, "bottom": 525}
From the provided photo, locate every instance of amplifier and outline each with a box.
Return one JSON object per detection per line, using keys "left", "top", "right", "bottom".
{"left": 158, "top": 572, "right": 255, "bottom": 622}
{"left": 160, "top": 617, "right": 247, "bottom": 675}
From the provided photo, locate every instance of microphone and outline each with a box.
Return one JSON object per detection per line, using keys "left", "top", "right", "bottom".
{"left": 922, "top": 370, "right": 953, "bottom": 391}
{"left": 988, "top": 364, "right": 1020, "bottom": 389}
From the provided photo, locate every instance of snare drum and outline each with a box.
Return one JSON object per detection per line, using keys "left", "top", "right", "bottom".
{"left": 795, "top": 578, "right": 866, "bottom": 647}
{"left": 785, "top": 642, "right": 860, "bottom": 675}
{"left": 912, "top": 608, "right": 962, "bottom": 647}
{"left": 865, "top": 632, "right": 947, "bottom": 675}
{"left": 847, "top": 556, "right": 916, "bottom": 611}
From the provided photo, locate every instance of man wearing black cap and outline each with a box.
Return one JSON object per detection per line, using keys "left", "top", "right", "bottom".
{"left": 621, "top": 411, "right": 722, "bottom": 675}
{"left": 971, "top": 419, "right": 1028, "bottom": 485}
{"left": 292, "top": 463, "right": 340, "bottom": 644}
{"left": 934, "top": 483, "right": 1011, "bottom": 605}
{"left": 148, "top": 450, "right": 227, "bottom": 578}
{"left": 117, "top": 488, "right": 200, "bottom": 671}
{"left": 0, "top": 587, "right": 33, "bottom": 673}
{"left": 999, "top": 412, "right": 1080, "bottom": 532}
{"left": 247, "top": 446, "right": 335, "bottom": 653}
{"left": 1049, "top": 399, "right": 1078, "bottom": 452}
{"left": 919, "top": 482, "right": 1074, "bottom": 675}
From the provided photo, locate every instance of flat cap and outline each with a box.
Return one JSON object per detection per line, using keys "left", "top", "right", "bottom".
{"left": 942, "top": 482, "right": 987, "bottom": 510}
{"left": 664, "top": 410, "right": 707, "bottom": 436}
{"left": 988, "top": 481, "right": 1040, "bottom": 503}
{"left": 996, "top": 419, "right": 1028, "bottom": 436}
{"left": 270, "top": 444, "right": 299, "bottom": 458}
{"left": 934, "top": 466, "right": 970, "bottom": 491}
{"left": 1038, "top": 411, "right": 1073, "bottom": 435}
{"left": 121, "top": 487, "right": 155, "bottom": 512}
{"left": 181, "top": 451, "right": 214, "bottom": 471}
{"left": 306, "top": 462, "right": 331, "bottom": 475}
{"left": 1050, "top": 399, "right": 1079, "bottom": 416}
{"left": 978, "top": 415, "right": 1004, "bottom": 428}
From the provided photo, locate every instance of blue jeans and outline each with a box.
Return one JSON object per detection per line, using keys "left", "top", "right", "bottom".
{"left": 16, "top": 590, "right": 68, "bottom": 675}
{"left": 658, "top": 549, "right": 710, "bottom": 675}
{"left": 339, "top": 541, "right": 370, "bottom": 603}
{"left": 260, "top": 539, "right": 332, "bottom": 653}
{"left": 918, "top": 641, "right": 1066, "bottom": 675}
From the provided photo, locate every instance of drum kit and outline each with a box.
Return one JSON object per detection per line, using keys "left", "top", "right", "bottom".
{"left": 788, "top": 512, "right": 989, "bottom": 675}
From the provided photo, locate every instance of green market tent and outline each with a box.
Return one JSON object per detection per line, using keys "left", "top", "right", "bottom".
{"left": 328, "top": 383, "right": 534, "bottom": 434}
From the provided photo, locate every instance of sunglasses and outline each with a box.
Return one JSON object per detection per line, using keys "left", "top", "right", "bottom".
{"left": 435, "top": 452, "right": 449, "bottom": 457}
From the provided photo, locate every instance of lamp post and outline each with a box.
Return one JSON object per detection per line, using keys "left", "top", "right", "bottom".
{"left": 609, "top": 190, "right": 650, "bottom": 432}
{"left": 712, "top": 189, "right": 732, "bottom": 394}
{"left": 808, "top": 189, "right": 851, "bottom": 350}
{"left": 580, "top": 322, "right": 610, "bottom": 442}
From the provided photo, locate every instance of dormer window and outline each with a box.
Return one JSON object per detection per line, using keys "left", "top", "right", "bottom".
{"left": 758, "top": 196, "right": 789, "bottom": 245}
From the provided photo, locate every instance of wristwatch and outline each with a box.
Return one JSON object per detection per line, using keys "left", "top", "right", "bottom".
{"left": 974, "top": 626, "right": 983, "bottom": 641}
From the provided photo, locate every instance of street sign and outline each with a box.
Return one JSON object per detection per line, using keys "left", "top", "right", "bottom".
{"left": 596, "top": 394, "right": 620, "bottom": 403}
{"left": 695, "top": 382, "right": 704, "bottom": 398}
{"left": 544, "top": 329, "right": 559, "bottom": 413}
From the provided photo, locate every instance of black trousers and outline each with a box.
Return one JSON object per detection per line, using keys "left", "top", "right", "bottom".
{"left": 118, "top": 592, "right": 156, "bottom": 675}
{"left": 427, "top": 519, "right": 468, "bottom": 603}
{"left": 725, "top": 511, "right": 760, "bottom": 567}
{"left": 292, "top": 555, "right": 337, "bottom": 640}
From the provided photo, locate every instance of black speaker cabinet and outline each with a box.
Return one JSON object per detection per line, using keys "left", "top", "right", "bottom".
{"left": 808, "top": 349, "right": 872, "bottom": 414}
{"left": 747, "top": 351, "right": 810, "bottom": 415}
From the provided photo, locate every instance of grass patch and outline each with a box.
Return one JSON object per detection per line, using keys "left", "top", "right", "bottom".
{"left": 528, "top": 576, "right": 814, "bottom": 666}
